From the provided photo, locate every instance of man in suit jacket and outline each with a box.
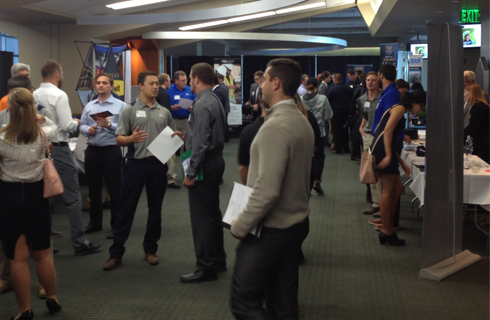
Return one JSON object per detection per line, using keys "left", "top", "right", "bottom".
{"left": 318, "top": 71, "right": 330, "bottom": 96}
{"left": 245, "top": 71, "right": 264, "bottom": 121}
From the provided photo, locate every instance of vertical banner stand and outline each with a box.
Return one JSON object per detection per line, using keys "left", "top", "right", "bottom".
{"left": 419, "top": 23, "right": 481, "bottom": 281}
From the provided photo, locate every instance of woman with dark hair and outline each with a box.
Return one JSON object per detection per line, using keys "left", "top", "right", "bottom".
{"left": 372, "top": 90, "right": 426, "bottom": 246}
{"left": 0, "top": 88, "right": 61, "bottom": 320}
{"left": 464, "top": 83, "right": 490, "bottom": 163}
{"left": 301, "top": 78, "right": 332, "bottom": 194}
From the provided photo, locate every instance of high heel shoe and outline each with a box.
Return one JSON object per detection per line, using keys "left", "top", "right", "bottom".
{"left": 46, "top": 298, "right": 61, "bottom": 315}
{"left": 379, "top": 232, "right": 406, "bottom": 246}
{"left": 10, "top": 310, "right": 33, "bottom": 320}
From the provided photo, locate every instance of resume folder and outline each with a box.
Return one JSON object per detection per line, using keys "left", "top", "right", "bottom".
{"left": 222, "top": 182, "right": 262, "bottom": 237}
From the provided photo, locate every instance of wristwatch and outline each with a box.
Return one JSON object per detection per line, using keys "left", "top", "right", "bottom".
{"left": 106, "top": 121, "right": 111, "bottom": 128}
{"left": 186, "top": 173, "right": 195, "bottom": 180}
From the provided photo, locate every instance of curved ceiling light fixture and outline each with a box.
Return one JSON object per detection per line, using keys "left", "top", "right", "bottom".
{"left": 77, "top": 0, "right": 306, "bottom": 25}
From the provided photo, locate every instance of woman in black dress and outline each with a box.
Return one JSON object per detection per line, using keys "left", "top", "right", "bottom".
{"left": 371, "top": 90, "right": 426, "bottom": 246}
{"left": 464, "top": 84, "right": 490, "bottom": 163}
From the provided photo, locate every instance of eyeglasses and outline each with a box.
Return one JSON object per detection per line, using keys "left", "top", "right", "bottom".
{"left": 254, "top": 77, "right": 262, "bottom": 81}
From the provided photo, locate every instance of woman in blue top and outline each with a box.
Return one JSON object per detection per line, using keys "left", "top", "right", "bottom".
{"left": 372, "top": 90, "right": 426, "bottom": 246}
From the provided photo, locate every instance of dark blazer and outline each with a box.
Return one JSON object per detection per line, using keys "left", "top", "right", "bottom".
{"left": 156, "top": 87, "right": 171, "bottom": 112}
{"left": 213, "top": 85, "right": 228, "bottom": 114}
{"left": 219, "top": 83, "right": 230, "bottom": 113}
{"left": 464, "top": 101, "right": 490, "bottom": 157}
{"left": 247, "top": 82, "right": 259, "bottom": 105}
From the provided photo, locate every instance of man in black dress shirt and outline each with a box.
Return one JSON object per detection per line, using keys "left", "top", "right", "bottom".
{"left": 179, "top": 63, "right": 227, "bottom": 283}
{"left": 245, "top": 71, "right": 264, "bottom": 121}
{"left": 327, "top": 73, "right": 353, "bottom": 154}
{"left": 156, "top": 73, "right": 171, "bottom": 112}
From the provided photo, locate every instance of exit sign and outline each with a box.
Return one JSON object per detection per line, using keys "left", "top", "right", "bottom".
{"left": 460, "top": 9, "right": 480, "bottom": 24}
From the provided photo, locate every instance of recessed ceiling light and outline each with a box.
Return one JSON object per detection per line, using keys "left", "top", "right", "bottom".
{"left": 107, "top": 0, "right": 170, "bottom": 10}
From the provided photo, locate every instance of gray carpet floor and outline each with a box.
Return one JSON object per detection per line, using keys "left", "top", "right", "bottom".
{"left": 0, "top": 139, "right": 488, "bottom": 320}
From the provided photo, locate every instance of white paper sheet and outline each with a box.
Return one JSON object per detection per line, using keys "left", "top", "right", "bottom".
{"left": 147, "top": 126, "right": 184, "bottom": 164}
{"left": 178, "top": 98, "right": 193, "bottom": 110}
{"left": 223, "top": 182, "right": 261, "bottom": 237}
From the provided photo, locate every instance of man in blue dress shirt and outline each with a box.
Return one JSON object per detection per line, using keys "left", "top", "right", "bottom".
{"left": 80, "top": 73, "right": 126, "bottom": 239}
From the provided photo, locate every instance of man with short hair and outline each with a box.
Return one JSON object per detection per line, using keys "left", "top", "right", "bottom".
{"left": 297, "top": 73, "right": 308, "bottom": 95}
{"left": 0, "top": 63, "right": 31, "bottom": 111}
{"left": 104, "top": 71, "right": 177, "bottom": 271}
{"left": 33, "top": 59, "right": 101, "bottom": 256}
{"left": 327, "top": 73, "right": 353, "bottom": 154}
{"left": 156, "top": 73, "right": 171, "bottom": 112}
{"left": 80, "top": 73, "right": 126, "bottom": 240}
{"left": 179, "top": 63, "right": 227, "bottom": 283}
{"left": 318, "top": 71, "right": 330, "bottom": 96}
{"left": 346, "top": 69, "right": 360, "bottom": 89}
{"left": 245, "top": 71, "right": 264, "bottom": 121}
{"left": 230, "top": 58, "right": 313, "bottom": 319}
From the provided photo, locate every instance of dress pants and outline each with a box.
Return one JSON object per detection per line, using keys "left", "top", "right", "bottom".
{"left": 109, "top": 158, "right": 167, "bottom": 259}
{"left": 85, "top": 145, "right": 122, "bottom": 230}
{"left": 231, "top": 219, "right": 309, "bottom": 320}
{"left": 313, "top": 137, "right": 325, "bottom": 182}
{"left": 188, "top": 151, "right": 226, "bottom": 274}
{"left": 51, "top": 145, "right": 90, "bottom": 249}
{"left": 167, "top": 118, "right": 188, "bottom": 183}
{"left": 331, "top": 108, "right": 350, "bottom": 153}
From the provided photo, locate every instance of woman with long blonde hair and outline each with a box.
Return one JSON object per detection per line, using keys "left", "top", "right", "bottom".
{"left": 464, "top": 83, "right": 489, "bottom": 163}
{"left": 0, "top": 88, "right": 61, "bottom": 320}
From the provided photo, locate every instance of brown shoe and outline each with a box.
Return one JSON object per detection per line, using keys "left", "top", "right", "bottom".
{"left": 145, "top": 254, "right": 159, "bottom": 265}
{"left": 103, "top": 258, "right": 122, "bottom": 271}
{"left": 0, "top": 280, "right": 12, "bottom": 294}
{"left": 369, "top": 218, "right": 383, "bottom": 226}
{"left": 362, "top": 207, "right": 380, "bottom": 215}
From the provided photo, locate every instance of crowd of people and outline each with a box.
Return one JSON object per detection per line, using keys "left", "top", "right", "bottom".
{"left": 0, "top": 57, "right": 488, "bottom": 320}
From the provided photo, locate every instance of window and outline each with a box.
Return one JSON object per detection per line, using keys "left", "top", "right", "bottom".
{"left": 0, "top": 32, "right": 19, "bottom": 64}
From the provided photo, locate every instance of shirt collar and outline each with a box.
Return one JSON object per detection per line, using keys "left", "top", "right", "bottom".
{"left": 40, "top": 82, "right": 58, "bottom": 89}
{"left": 95, "top": 94, "right": 115, "bottom": 105}
{"left": 135, "top": 96, "right": 158, "bottom": 109}
{"left": 196, "top": 87, "right": 213, "bottom": 99}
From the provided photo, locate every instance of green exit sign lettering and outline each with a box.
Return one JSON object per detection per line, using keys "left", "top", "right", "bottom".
{"left": 460, "top": 9, "right": 480, "bottom": 24}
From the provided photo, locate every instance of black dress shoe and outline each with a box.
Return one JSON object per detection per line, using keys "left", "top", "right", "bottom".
{"left": 167, "top": 182, "right": 181, "bottom": 189}
{"left": 46, "top": 298, "right": 62, "bottom": 315}
{"left": 331, "top": 150, "right": 344, "bottom": 154}
{"left": 50, "top": 229, "right": 63, "bottom": 238}
{"left": 75, "top": 242, "right": 102, "bottom": 256}
{"left": 313, "top": 181, "right": 324, "bottom": 195}
{"left": 84, "top": 225, "right": 102, "bottom": 234}
{"left": 106, "top": 231, "right": 114, "bottom": 239}
{"left": 102, "top": 199, "right": 111, "bottom": 209}
{"left": 180, "top": 270, "right": 218, "bottom": 283}
{"left": 11, "top": 310, "right": 33, "bottom": 320}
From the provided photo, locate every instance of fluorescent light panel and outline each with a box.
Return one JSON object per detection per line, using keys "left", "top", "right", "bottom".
{"left": 276, "top": 2, "right": 325, "bottom": 14}
{"left": 179, "top": 20, "right": 228, "bottom": 31}
{"left": 107, "top": 0, "right": 170, "bottom": 10}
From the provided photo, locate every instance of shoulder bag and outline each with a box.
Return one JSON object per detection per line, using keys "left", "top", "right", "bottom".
{"left": 40, "top": 129, "right": 64, "bottom": 198}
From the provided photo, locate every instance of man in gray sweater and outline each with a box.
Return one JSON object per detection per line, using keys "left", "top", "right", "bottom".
{"left": 230, "top": 58, "right": 314, "bottom": 320}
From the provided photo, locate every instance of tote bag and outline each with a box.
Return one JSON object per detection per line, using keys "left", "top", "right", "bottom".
{"left": 40, "top": 129, "right": 64, "bottom": 198}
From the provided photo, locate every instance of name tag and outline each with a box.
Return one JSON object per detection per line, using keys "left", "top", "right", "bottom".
{"left": 174, "top": 95, "right": 180, "bottom": 100}
{"left": 350, "top": 85, "right": 354, "bottom": 89}
{"left": 136, "top": 110, "right": 146, "bottom": 118}
{"left": 364, "top": 101, "right": 370, "bottom": 110}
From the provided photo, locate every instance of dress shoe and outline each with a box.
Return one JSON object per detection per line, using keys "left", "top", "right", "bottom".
{"left": 372, "top": 211, "right": 382, "bottom": 218}
{"left": 75, "top": 242, "right": 102, "bottom": 256}
{"left": 180, "top": 270, "right": 218, "bottom": 283}
{"left": 331, "top": 150, "right": 344, "bottom": 154}
{"left": 38, "top": 285, "right": 46, "bottom": 299}
{"left": 103, "top": 258, "right": 122, "bottom": 271}
{"left": 379, "top": 232, "right": 405, "bottom": 246}
{"left": 10, "top": 309, "right": 33, "bottom": 320}
{"left": 81, "top": 202, "right": 90, "bottom": 212}
{"left": 46, "top": 298, "right": 62, "bottom": 315}
{"left": 363, "top": 207, "right": 380, "bottom": 215}
{"left": 312, "top": 181, "right": 324, "bottom": 195}
{"left": 53, "top": 248, "right": 59, "bottom": 254}
{"left": 145, "top": 254, "right": 159, "bottom": 265}
{"left": 368, "top": 218, "right": 382, "bottom": 226}
{"left": 50, "top": 229, "right": 63, "bottom": 238}
{"left": 106, "top": 230, "right": 114, "bottom": 239}
{"left": 167, "top": 182, "right": 181, "bottom": 189}
{"left": 102, "top": 199, "right": 111, "bottom": 209}
{"left": 84, "top": 225, "right": 102, "bottom": 234}
{"left": 0, "top": 279, "right": 13, "bottom": 294}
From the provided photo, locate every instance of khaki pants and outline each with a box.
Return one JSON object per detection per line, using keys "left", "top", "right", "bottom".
{"left": 362, "top": 133, "right": 382, "bottom": 207}
{"left": 167, "top": 118, "right": 189, "bottom": 184}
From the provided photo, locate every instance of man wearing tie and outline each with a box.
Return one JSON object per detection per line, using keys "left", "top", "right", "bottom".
{"left": 245, "top": 71, "right": 264, "bottom": 121}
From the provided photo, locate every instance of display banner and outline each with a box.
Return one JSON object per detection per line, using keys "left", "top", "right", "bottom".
{"left": 380, "top": 43, "right": 399, "bottom": 65}
{"left": 215, "top": 57, "right": 249, "bottom": 137}
{"left": 408, "top": 55, "right": 423, "bottom": 86}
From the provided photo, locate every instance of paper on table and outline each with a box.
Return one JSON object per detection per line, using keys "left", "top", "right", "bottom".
{"left": 178, "top": 98, "right": 193, "bottom": 110}
{"left": 223, "top": 182, "right": 261, "bottom": 237}
{"left": 147, "top": 126, "right": 184, "bottom": 164}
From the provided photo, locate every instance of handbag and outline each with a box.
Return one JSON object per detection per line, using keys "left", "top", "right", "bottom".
{"left": 40, "top": 129, "right": 64, "bottom": 198}
{"left": 359, "top": 132, "right": 383, "bottom": 184}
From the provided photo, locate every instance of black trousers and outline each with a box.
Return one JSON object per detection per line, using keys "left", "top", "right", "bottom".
{"left": 85, "top": 145, "right": 122, "bottom": 230}
{"left": 109, "top": 158, "right": 167, "bottom": 259}
{"left": 188, "top": 151, "right": 226, "bottom": 274}
{"left": 313, "top": 137, "right": 325, "bottom": 182}
{"left": 351, "top": 115, "right": 363, "bottom": 158}
{"left": 231, "top": 219, "right": 309, "bottom": 320}
{"left": 331, "top": 108, "right": 350, "bottom": 153}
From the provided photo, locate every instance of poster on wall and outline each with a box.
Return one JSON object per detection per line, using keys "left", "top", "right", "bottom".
{"left": 380, "top": 43, "right": 399, "bottom": 65}
{"left": 408, "top": 55, "right": 423, "bottom": 86}
{"left": 214, "top": 57, "right": 244, "bottom": 129}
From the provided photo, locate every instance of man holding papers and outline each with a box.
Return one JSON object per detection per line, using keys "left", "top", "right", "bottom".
{"left": 80, "top": 73, "right": 126, "bottom": 239}
{"left": 103, "top": 71, "right": 178, "bottom": 271}
{"left": 178, "top": 63, "right": 227, "bottom": 283}
{"left": 230, "top": 58, "right": 313, "bottom": 320}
